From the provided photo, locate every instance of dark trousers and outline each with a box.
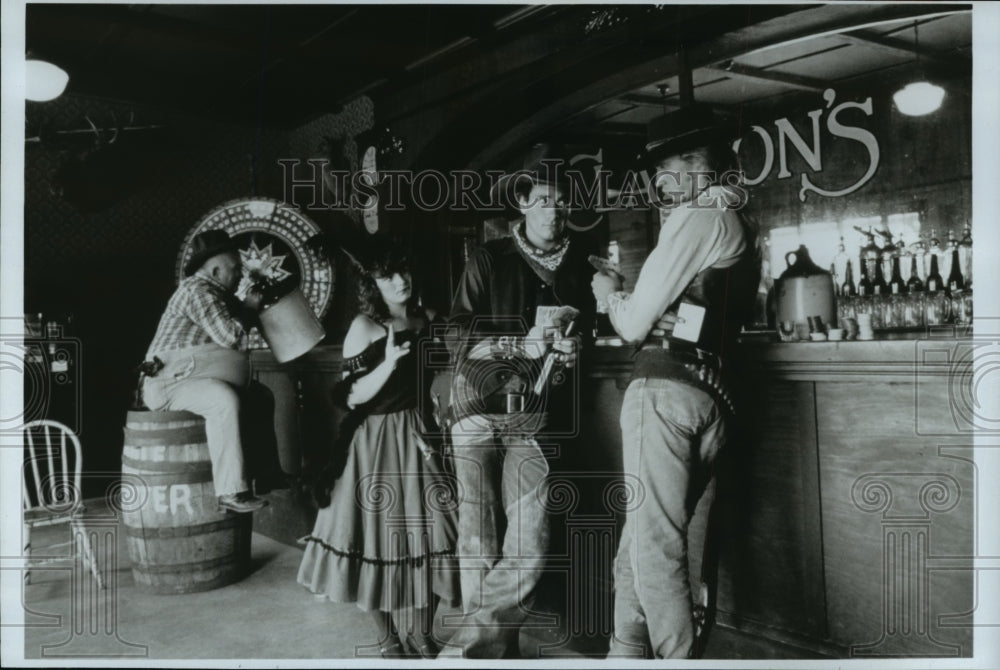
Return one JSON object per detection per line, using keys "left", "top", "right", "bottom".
{"left": 239, "top": 381, "right": 285, "bottom": 490}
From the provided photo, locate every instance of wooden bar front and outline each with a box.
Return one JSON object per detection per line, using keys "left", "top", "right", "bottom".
{"left": 251, "top": 333, "right": 975, "bottom": 658}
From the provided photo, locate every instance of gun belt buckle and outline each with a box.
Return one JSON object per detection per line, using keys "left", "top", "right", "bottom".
{"left": 505, "top": 392, "right": 525, "bottom": 414}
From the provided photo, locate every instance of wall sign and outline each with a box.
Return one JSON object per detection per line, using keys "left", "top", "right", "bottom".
{"left": 733, "top": 88, "right": 881, "bottom": 202}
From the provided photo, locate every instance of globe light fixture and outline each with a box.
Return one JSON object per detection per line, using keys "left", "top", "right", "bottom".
{"left": 892, "top": 21, "right": 945, "bottom": 117}
{"left": 893, "top": 80, "right": 946, "bottom": 116}
{"left": 25, "top": 59, "right": 69, "bottom": 102}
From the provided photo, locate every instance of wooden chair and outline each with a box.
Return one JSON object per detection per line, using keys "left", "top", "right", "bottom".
{"left": 22, "top": 419, "right": 105, "bottom": 589}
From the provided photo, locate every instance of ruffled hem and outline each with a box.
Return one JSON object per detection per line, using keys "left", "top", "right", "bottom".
{"left": 298, "top": 537, "right": 459, "bottom": 612}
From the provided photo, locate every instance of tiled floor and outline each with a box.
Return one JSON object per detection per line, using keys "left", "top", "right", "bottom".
{"left": 17, "top": 497, "right": 819, "bottom": 662}
{"left": 18, "top": 497, "right": 600, "bottom": 661}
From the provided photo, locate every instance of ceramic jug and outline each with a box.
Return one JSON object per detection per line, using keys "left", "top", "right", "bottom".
{"left": 774, "top": 244, "right": 836, "bottom": 334}
{"left": 258, "top": 288, "right": 326, "bottom": 362}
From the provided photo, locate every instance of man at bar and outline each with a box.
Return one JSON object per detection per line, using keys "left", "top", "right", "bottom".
{"left": 440, "top": 144, "right": 596, "bottom": 658}
{"left": 141, "top": 230, "right": 272, "bottom": 514}
{"left": 591, "top": 109, "right": 759, "bottom": 658}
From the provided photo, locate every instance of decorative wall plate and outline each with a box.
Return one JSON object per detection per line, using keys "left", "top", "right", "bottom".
{"left": 360, "top": 144, "right": 379, "bottom": 234}
{"left": 176, "top": 197, "right": 333, "bottom": 349}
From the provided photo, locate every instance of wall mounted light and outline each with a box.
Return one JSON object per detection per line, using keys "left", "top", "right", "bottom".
{"left": 892, "top": 22, "right": 945, "bottom": 117}
{"left": 25, "top": 59, "right": 69, "bottom": 102}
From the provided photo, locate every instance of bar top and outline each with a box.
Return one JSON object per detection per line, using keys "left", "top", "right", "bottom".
{"left": 732, "top": 328, "right": 974, "bottom": 381}
{"left": 251, "top": 328, "right": 974, "bottom": 382}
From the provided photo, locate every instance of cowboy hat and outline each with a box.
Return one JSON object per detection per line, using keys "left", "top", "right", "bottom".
{"left": 643, "top": 105, "right": 735, "bottom": 167}
{"left": 493, "top": 142, "right": 609, "bottom": 229}
{"left": 184, "top": 229, "right": 242, "bottom": 276}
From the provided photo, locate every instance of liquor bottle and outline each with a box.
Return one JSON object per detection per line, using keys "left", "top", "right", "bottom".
{"left": 946, "top": 247, "right": 965, "bottom": 293}
{"left": 857, "top": 259, "right": 873, "bottom": 296}
{"left": 856, "top": 226, "right": 881, "bottom": 290}
{"left": 958, "top": 221, "right": 972, "bottom": 289}
{"left": 940, "top": 229, "right": 958, "bottom": 280}
{"left": 593, "top": 240, "right": 621, "bottom": 338}
{"left": 928, "top": 228, "right": 942, "bottom": 256}
{"left": 889, "top": 256, "right": 907, "bottom": 295}
{"left": 754, "top": 247, "right": 775, "bottom": 328}
{"left": 832, "top": 236, "right": 850, "bottom": 290}
{"left": 830, "top": 263, "right": 840, "bottom": 297}
{"left": 925, "top": 254, "right": 943, "bottom": 293}
{"left": 896, "top": 234, "right": 911, "bottom": 282}
{"left": 918, "top": 231, "right": 932, "bottom": 284}
{"left": 876, "top": 228, "right": 895, "bottom": 282}
{"left": 909, "top": 236, "right": 927, "bottom": 282}
{"left": 906, "top": 255, "right": 924, "bottom": 292}
{"left": 841, "top": 259, "right": 857, "bottom": 297}
{"left": 872, "top": 258, "right": 888, "bottom": 295}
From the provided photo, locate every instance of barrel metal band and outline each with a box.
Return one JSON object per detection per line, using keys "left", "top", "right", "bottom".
{"left": 122, "top": 425, "right": 207, "bottom": 446}
{"left": 130, "top": 553, "right": 246, "bottom": 575}
{"left": 121, "top": 455, "right": 212, "bottom": 474}
{"left": 119, "top": 467, "right": 213, "bottom": 486}
{"left": 126, "top": 410, "right": 202, "bottom": 423}
{"left": 124, "top": 517, "right": 244, "bottom": 539}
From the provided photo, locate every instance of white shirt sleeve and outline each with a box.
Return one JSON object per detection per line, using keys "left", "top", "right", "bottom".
{"left": 607, "top": 194, "right": 747, "bottom": 343}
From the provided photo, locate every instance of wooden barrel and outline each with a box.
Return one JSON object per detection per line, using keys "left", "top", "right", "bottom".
{"left": 121, "top": 410, "right": 252, "bottom": 594}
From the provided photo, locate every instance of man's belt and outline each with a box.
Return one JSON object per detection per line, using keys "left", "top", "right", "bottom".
{"left": 448, "top": 392, "right": 544, "bottom": 423}
{"left": 639, "top": 338, "right": 721, "bottom": 366}
{"left": 632, "top": 346, "right": 735, "bottom": 415}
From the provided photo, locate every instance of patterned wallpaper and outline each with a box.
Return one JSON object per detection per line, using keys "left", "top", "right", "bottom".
{"left": 288, "top": 96, "right": 375, "bottom": 216}
{"left": 286, "top": 97, "right": 376, "bottom": 335}
{"left": 25, "top": 95, "right": 291, "bottom": 276}
{"left": 22, "top": 94, "right": 373, "bottom": 492}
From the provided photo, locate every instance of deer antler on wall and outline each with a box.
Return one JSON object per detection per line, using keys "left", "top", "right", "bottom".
{"left": 42, "top": 111, "right": 168, "bottom": 213}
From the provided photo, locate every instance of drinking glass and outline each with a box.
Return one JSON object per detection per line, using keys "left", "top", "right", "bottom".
{"left": 778, "top": 320, "right": 796, "bottom": 342}
{"left": 869, "top": 295, "right": 885, "bottom": 330}
{"left": 951, "top": 290, "right": 973, "bottom": 326}
{"left": 838, "top": 296, "right": 856, "bottom": 326}
{"left": 883, "top": 295, "right": 905, "bottom": 330}
{"left": 903, "top": 293, "right": 925, "bottom": 328}
{"left": 924, "top": 292, "right": 950, "bottom": 326}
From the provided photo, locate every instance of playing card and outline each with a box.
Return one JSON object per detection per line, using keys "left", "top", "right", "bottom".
{"left": 535, "top": 305, "right": 580, "bottom": 330}
{"left": 672, "top": 302, "right": 705, "bottom": 343}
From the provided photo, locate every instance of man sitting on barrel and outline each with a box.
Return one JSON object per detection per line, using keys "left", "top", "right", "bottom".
{"left": 140, "top": 230, "right": 278, "bottom": 514}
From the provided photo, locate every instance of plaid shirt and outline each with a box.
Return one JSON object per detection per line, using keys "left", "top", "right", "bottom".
{"left": 145, "top": 274, "right": 250, "bottom": 356}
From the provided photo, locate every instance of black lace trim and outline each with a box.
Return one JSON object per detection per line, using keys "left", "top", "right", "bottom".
{"left": 303, "top": 535, "right": 455, "bottom": 567}
{"left": 343, "top": 349, "right": 378, "bottom": 374}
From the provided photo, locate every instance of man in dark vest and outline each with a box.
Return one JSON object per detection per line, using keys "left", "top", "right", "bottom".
{"left": 591, "top": 109, "right": 759, "bottom": 659}
{"left": 440, "top": 144, "right": 597, "bottom": 658}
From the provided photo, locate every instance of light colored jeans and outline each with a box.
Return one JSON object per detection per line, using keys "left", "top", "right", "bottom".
{"left": 608, "top": 377, "right": 726, "bottom": 659}
{"left": 446, "top": 414, "right": 551, "bottom": 658}
{"left": 142, "top": 344, "right": 250, "bottom": 497}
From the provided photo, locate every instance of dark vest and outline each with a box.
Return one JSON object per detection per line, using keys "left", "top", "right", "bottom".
{"left": 639, "top": 212, "right": 759, "bottom": 365}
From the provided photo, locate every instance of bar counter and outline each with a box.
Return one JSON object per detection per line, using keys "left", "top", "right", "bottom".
{"left": 251, "top": 331, "right": 975, "bottom": 658}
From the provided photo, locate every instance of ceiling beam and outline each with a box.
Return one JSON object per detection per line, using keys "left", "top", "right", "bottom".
{"left": 560, "top": 122, "right": 646, "bottom": 138}
{"left": 836, "top": 29, "right": 969, "bottom": 69}
{"left": 705, "top": 62, "right": 828, "bottom": 92}
{"left": 618, "top": 93, "right": 680, "bottom": 109}
{"left": 492, "top": 5, "right": 553, "bottom": 31}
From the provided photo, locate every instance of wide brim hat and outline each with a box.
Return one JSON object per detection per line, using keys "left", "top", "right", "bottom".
{"left": 642, "top": 105, "right": 734, "bottom": 168}
{"left": 492, "top": 142, "right": 608, "bottom": 229}
{"left": 183, "top": 229, "right": 242, "bottom": 276}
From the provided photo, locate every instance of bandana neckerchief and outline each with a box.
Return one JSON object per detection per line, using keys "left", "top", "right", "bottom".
{"left": 512, "top": 221, "right": 570, "bottom": 285}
